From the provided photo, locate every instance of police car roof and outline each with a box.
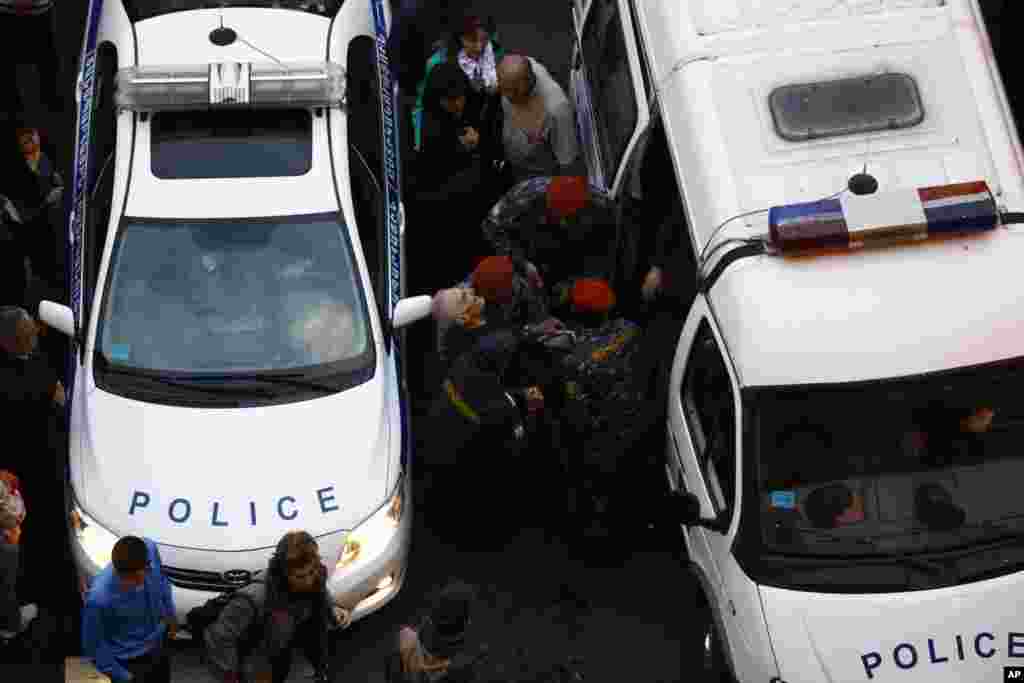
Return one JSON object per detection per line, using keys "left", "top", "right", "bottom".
{"left": 124, "top": 112, "right": 340, "bottom": 219}
{"left": 633, "top": 0, "right": 1024, "bottom": 250}
{"left": 122, "top": 6, "right": 339, "bottom": 218}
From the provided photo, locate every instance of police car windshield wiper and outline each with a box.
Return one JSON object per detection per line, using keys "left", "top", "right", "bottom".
{"left": 188, "top": 372, "right": 339, "bottom": 395}
{"left": 869, "top": 552, "right": 947, "bottom": 576}
{"left": 773, "top": 530, "right": 948, "bottom": 576}
{"left": 97, "top": 365, "right": 263, "bottom": 395}
{"left": 116, "top": 371, "right": 279, "bottom": 397}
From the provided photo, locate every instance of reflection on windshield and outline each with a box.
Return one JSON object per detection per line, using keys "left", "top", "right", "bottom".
{"left": 753, "top": 363, "right": 1024, "bottom": 564}
{"left": 125, "top": 1, "right": 342, "bottom": 21}
{"left": 98, "top": 215, "right": 370, "bottom": 375}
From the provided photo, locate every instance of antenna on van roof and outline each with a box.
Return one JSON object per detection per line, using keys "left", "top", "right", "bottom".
{"left": 207, "top": 7, "right": 288, "bottom": 70}
{"left": 210, "top": 7, "right": 237, "bottom": 46}
{"left": 695, "top": 183, "right": 853, "bottom": 289}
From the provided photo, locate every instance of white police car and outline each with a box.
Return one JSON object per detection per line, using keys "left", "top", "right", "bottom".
{"left": 572, "top": 0, "right": 1024, "bottom": 681}
{"left": 37, "top": 0, "right": 429, "bottom": 630}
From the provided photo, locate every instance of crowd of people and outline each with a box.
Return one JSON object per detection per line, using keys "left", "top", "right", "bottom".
{"left": 2, "top": 1, "right": 690, "bottom": 680}
{"left": 384, "top": 4, "right": 692, "bottom": 563}
{"left": 2, "top": 0, "right": 80, "bottom": 672}
{"left": 64, "top": 526, "right": 511, "bottom": 683}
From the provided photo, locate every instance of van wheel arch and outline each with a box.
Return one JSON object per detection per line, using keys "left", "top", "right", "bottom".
{"left": 688, "top": 587, "right": 736, "bottom": 683}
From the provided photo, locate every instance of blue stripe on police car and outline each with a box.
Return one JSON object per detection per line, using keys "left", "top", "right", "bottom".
{"left": 127, "top": 486, "right": 341, "bottom": 526}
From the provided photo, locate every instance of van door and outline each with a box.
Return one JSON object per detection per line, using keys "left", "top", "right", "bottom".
{"left": 667, "top": 296, "right": 744, "bottom": 677}
{"left": 571, "top": 0, "right": 650, "bottom": 195}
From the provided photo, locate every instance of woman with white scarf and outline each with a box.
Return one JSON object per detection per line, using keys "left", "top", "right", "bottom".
{"left": 412, "top": 13, "right": 505, "bottom": 152}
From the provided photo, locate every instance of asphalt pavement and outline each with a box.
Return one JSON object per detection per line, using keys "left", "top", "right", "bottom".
{"left": 11, "top": 1, "right": 1023, "bottom": 682}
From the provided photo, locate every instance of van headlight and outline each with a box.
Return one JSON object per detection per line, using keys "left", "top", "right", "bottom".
{"left": 70, "top": 501, "right": 118, "bottom": 572}
{"left": 335, "top": 476, "right": 405, "bottom": 573}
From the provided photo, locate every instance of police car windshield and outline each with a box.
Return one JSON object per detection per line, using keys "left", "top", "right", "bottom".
{"left": 125, "top": 1, "right": 342, "bottom": 21}
{"left": 96, "top": 213, "right": 373, "bottom": 381}
{"left": 752, "top": 357, "right": 1024, "bottom": 563}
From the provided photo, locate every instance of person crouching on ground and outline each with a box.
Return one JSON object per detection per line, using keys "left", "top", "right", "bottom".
{"left": 81, "top": 536, "right": 176, "bottom": 683}
{"left": 204, "top": 530, "right": 350, "bottom": 683}
{"left": 393, "top": 580, "right": 482, "bottom": 683}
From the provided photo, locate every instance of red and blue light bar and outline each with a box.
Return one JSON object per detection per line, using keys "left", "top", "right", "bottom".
{"left": 768, "top": 181, "right": 999, "bottom": 254}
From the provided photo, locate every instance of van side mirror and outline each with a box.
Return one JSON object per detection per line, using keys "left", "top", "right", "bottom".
{"left": 38, "top": 300, "right": 75, "bottom": 339}
{"left": 392, "top": 295, "right": 433, "bottom": 330}
{"left": 672, "top": 490, "right": 729, "bottom": 533}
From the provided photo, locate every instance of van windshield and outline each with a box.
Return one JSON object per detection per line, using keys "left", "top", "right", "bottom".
{"left": 749, "top": 358, "right": 1024, "bottom": 569}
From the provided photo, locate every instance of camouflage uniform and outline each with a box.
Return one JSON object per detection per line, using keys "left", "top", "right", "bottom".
{"left": 553, "top": 318, "right": 659, "bottom": 531}
{"left": 480, "top": 177, "right": 620, "bottom": 284}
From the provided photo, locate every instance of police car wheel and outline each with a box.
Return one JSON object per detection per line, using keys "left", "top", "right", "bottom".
{"left": 693, "top": 604, "right": 736, "bottom": 683}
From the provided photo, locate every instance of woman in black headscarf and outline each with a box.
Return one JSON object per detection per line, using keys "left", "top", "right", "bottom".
{"left": 410, "top": 62, "right": 502, "bottom": 288}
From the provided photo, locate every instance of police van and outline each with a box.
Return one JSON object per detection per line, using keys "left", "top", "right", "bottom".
{"left": 571, "top": 1, "right": 1024, "bottom": 681}
{"left": 38, "top": 0, "right": 428, "bottom": 631}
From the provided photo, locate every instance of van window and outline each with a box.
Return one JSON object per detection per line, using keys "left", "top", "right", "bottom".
{"left": 626, "top": 0, "right": 651, "bottom": 99}
{"left": 621, "top": 119, "right": 697, "bottom": 302}
{"left": 682, "top": 321, "right": 737, "bottom": 516}
{"left": 581, "top": 0, "right": 638, "bottom": 182}
{"left": 769, "top": 73, "right": 925, "bottom": 142}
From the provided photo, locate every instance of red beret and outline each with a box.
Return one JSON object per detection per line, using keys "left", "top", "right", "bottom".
{"left": 545, "top": 176, "right": 590, "bottom": 222}
{"left": 570, "top": 278, "right": 616, "bottom": 314}
{"left": 471, "top": 256, "right": 515, "bottom": 305}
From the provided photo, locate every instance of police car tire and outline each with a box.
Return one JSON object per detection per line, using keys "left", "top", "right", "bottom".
{"left": 689, "top": 600, "right": 736, "bottom": 683}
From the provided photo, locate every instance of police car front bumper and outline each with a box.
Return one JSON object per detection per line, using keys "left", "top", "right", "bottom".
{"left": 70, "top": 488, "right": 412, "bottom": 633}
{"left": 325, "top": 490, "right": 412, "bottom": 625}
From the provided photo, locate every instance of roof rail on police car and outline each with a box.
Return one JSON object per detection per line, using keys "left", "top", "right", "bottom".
{"left": 115, "top": 60, "right": 346, "bottom": 111}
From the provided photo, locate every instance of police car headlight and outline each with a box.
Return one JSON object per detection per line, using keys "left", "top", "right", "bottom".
{"left": 335, "top": 476, "right": 405, "bottom": 573}
{"left": 70, "top": 502, "right": 118, "bottom": 572}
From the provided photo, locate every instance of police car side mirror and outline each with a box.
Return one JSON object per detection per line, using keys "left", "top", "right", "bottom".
{"left": 39, "top": 300, "right": 75, "bottom": 339}
{"left": 673, "top": 490, "right": 728, "bottom": 533}
{"left": 392, "top": 295, "right": 433, "bottom": 330}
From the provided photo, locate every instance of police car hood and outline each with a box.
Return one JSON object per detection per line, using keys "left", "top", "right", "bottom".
{"left": 135, "top": 7, "right": 330, "bottom": 67}
{"left": 78, "top": 375, "right": 391, "bottom": 551}
{"left": 760, "top": 572, "right": 1024, "bottom": 682}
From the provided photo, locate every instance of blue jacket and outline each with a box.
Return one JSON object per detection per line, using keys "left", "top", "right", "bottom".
{"left": 81, "top": 538, "right": 175, "bottom": 682}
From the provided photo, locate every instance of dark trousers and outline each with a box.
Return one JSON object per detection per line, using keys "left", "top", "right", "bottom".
{"left": 636, "top": 306, "right": 686, "bottom": 410}
{"left": 240, "top": 618, "right": 326, "bottom": 683}
{"left": 13, "top": 202, "right": 66, "bottom": 297}
{"left": 117, "top": 643, "right": 171, "bottom": 683}
{"left": 0, "top": 234, "right": 27, "bottom": 308}
{"left": 0, "top": 10, "right": 61, "bottom": 115}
